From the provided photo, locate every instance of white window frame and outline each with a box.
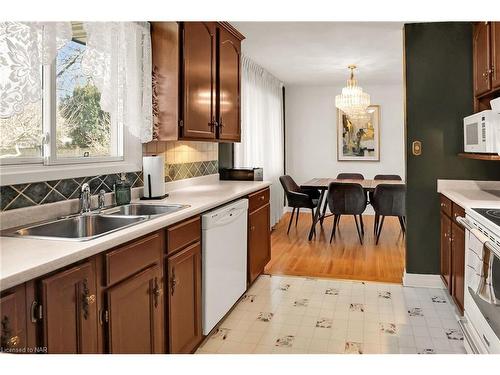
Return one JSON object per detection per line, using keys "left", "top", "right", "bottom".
{"left": 43, "top": 64, "right": 124, "bottom": 166}
{"left": 0, "top": 34, "right": 142, "bottom": 186}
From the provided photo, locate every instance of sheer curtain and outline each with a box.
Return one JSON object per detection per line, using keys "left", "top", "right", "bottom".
{"left": 234, "top": 55, "right": 284, "bottom": 227}
{"left": 0, "top": 22, "right": 153, "bottom": 142}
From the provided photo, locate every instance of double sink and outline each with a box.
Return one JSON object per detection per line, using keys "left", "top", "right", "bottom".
{"left": 8, "top": 203, "right": 189, "bottom": 241}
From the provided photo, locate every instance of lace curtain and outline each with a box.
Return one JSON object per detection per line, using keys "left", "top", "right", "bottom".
{"left": 0, "top": 21, "right": 153, "bottom": 143}
{"left": 234, "top": 55, "right": 285, "bottom": 227}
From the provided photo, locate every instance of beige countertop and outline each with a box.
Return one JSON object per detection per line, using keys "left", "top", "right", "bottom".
{"left": 0, "top": 179, "right": 271, "bottom": 291}
{"left": 437, "top": 179, "right": 500, "bottom": 212}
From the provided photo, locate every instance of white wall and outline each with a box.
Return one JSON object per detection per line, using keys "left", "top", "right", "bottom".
{"left": 285, "top": 83, "right": 405, "bottom": 186}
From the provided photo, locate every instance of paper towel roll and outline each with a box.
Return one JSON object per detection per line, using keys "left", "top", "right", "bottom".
{"left": 142, "top": 155, "right": 166, "bottom": 199}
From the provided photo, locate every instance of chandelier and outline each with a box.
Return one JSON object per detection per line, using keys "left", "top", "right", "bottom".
{"left": 335, "top": 65, "right": 370, "bottom": 117}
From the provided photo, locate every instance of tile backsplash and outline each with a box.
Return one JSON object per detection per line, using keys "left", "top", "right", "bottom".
{"left": 0, "top": 172, "right": 143, "bottom": 212}
{"left": 143, "top": 140, "right": 219, "bottom": 182}
{"left": 0, "top": 141, "right": 219, "bottom": 212}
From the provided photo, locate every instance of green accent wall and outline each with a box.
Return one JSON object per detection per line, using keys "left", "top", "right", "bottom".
{"left": 405, "top": 22, "right": 500, "bottom": 274}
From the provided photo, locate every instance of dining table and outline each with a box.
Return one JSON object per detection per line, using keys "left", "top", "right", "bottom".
{"left": 300, "top": 178, "right": 406, "bottom": 241}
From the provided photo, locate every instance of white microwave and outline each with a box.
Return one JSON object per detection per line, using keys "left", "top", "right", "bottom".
{"left": 464, "top": 110, "right": 500, "bottom": 154}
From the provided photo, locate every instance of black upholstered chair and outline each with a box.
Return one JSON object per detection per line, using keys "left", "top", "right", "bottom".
{"left": 372, "top": 184, "right": 406, "bottom": 244}
{"left": 336, "top": 173, "right": 365, "bottom": 180}
{"left": 326, "top": 182, "right": 367, "bottom": 244}
{"left": 374, "top": 174, "right": 402, "bottom": 181}
{"left": 324, "top": 173, "right": 366, "bottom": 228}
{"left": 279, "top": 175, "right": 320, "bottom": 234}
{"left": 369, "top": 174, "right": 402, "bottom": 206}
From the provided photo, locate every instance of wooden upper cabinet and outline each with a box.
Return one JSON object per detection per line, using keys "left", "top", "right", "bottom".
{"left": 473, "top": 22, "right": 491, "bottom": 97}
{"left": 40, "top": 262, "right": 98, "bottom": 354}
{"left": 217, "top": 26, "right": 241, "bottom": 142}
{"left": 181, "top": 22, "right": 217, "bottom": 140}
{"left": 148, "top": 22, "right": 244, "bottom": 143}
{"left": 106, "top": 264, "right": 164, "bottom": 354}
{"left": 491, "top": 22, "right": 500, "bottom": 89}
{"left": 151, "top": 22, "right": 179, "bottom": 141}
{"left": 0, "top": 285, "right": 27, "bottom": 353}
{"left": 167, "top": 242, "right": 202, "bottom": 354}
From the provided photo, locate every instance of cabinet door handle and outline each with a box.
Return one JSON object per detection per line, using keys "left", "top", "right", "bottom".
{"left": 1, "top": 316, "right": 20, "bottom": 350}
{"left": 30, "top": 300, "right": 38, "bottom": 323}
{"left": 152, "top": 277, "right": 162, "bottom": 308}
{"left": 81, "top": 279, "right": 95, "bottom": 320}
{"left": 7, "top": 335, "right": 20, "bottom": 349}
{"left": 250, "top": 225, "right": 256, "bottom": 231}
{"left": 170, "top": 268, "right": 177, "bottom": 296}
{"left": 208, "top": 117, "right": 218, "bottom": 132}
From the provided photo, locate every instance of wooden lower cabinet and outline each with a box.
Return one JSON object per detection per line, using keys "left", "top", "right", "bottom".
{"left": 439, "top": 194, "right": 465, "bottom": 315}
{"left": 1, "top": 203, "right": 269, "bottom": 354}
{"left": 1, "top": 285, "right": 27, "bottom": 353}
{"left": 440, "top": 212, "right": 452, "bottom": 291}
{"left": 248, "top": 202, "right": 271, "bottom": 285}
{"left": 451, "top": 222, "right": 465, "bottom": 312}
{"left": 167, "top": 242, "right": 202, "bottom": 354}
{"left": 107, "top": 264, "right": 164, "bottom": 354}
{"left": 40, "top": 261, "right": 98, "bottom": 353}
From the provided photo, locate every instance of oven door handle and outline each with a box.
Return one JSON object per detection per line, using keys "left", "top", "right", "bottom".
{"left": 457, "top": 216, "right": 475, "bottom": 231}
{"left": 457, "top": 216, "right": 500, "bottom": 255}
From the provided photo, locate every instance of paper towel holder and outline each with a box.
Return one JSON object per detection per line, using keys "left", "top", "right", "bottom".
{"left": 140, "top": 155, "right": 169, "bottom": 200}
{"left": 140, "top": 173, "right": 169, "bottom": 200}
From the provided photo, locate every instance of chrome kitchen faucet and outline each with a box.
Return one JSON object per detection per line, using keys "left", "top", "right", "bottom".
{"left": 79, "top": 183, "right": 92, "bottom": 213}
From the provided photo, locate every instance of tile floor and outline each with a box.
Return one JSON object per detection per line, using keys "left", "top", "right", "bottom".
{"left": 195, "top": 275, "right": 466, "bottom": 354}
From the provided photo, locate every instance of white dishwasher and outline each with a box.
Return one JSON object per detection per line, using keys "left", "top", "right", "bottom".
{"left": 202, "top": 198, "right": 248, "bottom": 335}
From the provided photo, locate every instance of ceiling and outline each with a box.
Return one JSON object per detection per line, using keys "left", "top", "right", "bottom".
{"left": 232, "top": 22, "right": 404, "bottom": 86}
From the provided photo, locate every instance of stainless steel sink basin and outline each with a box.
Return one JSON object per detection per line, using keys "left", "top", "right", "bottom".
{"left": 10, "top": 214, "right": 147, "bottom": 241}
{"left": 101, "top": 203, "right": 189, "bottom": 217}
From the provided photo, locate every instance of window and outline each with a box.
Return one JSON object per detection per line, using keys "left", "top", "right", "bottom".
{"left": 0, "top": 22, "right": 151, "bottom": 185}
{"left": 55, "top": 24, "right": 119, "bottom": 161}
{"left": 0, "top": 23, "right": 43, "bottom": 161}
{"left": 0, "top": 22, "right": 121, "bottom": 164}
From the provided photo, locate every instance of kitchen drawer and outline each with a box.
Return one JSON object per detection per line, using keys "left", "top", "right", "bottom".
{"left": 440, "top": 195, "right": 452, "bottom": 217}
{"left": 248, "top": 188, "right": 270, "bottom": 213}
{"left": 105, "top": 232, "right": 163, "bottom": 286}
{"left": 452, "top": 203, "right": 466, "bottom": 224}
{"left": 166, "top": 216, "right": 201, "bottom": 256}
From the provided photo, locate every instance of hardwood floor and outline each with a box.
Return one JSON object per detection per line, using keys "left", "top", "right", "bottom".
{"left": 266, "top": 212, "right": 405, "bottom": 284}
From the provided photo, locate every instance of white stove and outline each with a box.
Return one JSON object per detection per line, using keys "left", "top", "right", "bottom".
{"left": 458, "top": 209, "right": 500, "bottom": 354}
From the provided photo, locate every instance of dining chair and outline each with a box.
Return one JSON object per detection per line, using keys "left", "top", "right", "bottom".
{"left": 370, "top": 175, "right": 403, "bottom": 234}
{"left": 336, "top": 173, "right": 365, "bottom": 180}
{"left": 371, "top": 184, "right": 406, "bottom": 244}
{"left": 326, "top": 182, "right": 367, "bottom": 244}
{"left": 323, "top": 173, "right": 365, "bottom": 229}
{"left": 279, "top": 175, "right": 321, "bottom": 234}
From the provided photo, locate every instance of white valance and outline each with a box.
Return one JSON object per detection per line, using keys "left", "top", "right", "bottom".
{"left": 0, "top": 21, "right": 153, "bottom": 143}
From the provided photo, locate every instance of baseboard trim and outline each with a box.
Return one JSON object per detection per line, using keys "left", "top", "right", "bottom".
{"left": 403, "top": 271, "right": 445, "bottom": 289}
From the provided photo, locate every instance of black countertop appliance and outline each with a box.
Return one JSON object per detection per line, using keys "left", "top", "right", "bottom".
{"left": 220, "top": 167, "right": 263, "bottom": 181}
